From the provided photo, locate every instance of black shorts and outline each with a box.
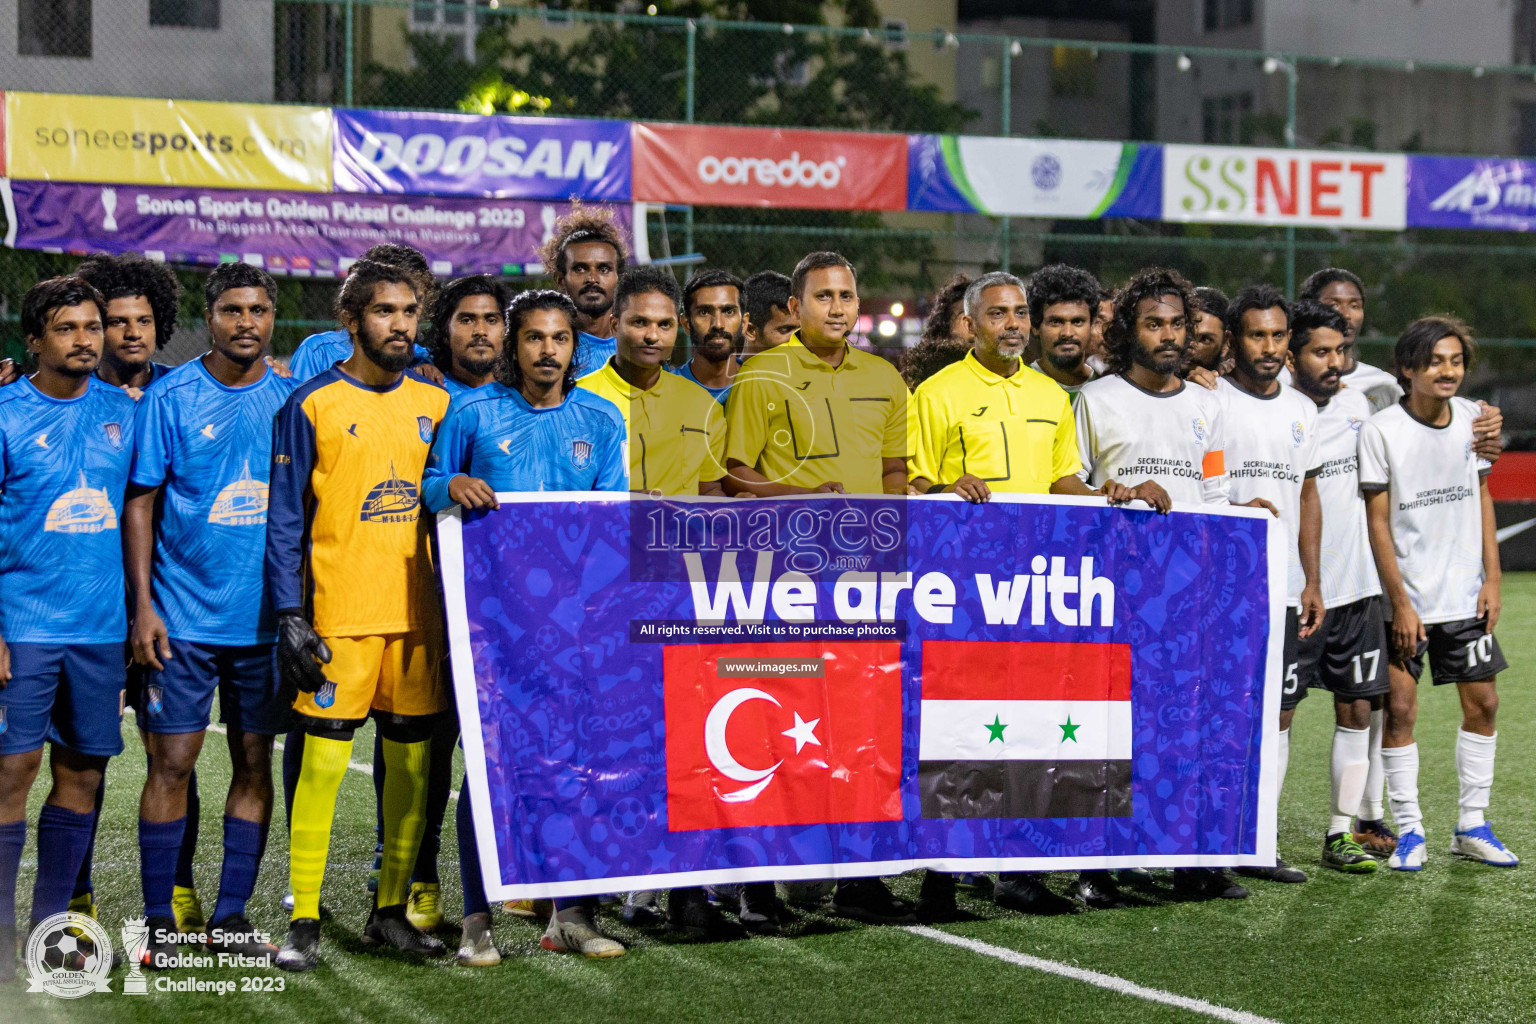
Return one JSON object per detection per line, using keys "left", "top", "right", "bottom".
{"left": 1282, "top": 607, "right": 1307, "bottom": 711}
{"left": 1401, "top": 617, "right": 1508, "bottom": 685}
{"left": 1298, "top": 596, "right": 1391, "bottom": 701}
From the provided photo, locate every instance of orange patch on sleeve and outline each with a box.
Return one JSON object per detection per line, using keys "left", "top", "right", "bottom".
{"left": 1201, "top": 449, "right": 1226, "bottom": 478}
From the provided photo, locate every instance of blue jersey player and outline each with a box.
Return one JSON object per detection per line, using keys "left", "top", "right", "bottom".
{"left": 423, "top": 290, "right": 627, "bottom": 966}
{"left": 75, "top": 253, "right": 180, "bottom": 396}
{"left": 0, "top": 278, "right": 134, "bottom": 978}
{"left": 124, "top": 263, "right": 293, "bottom": 966}
{"left": 429, "top": 275, "right": 511, "bottom": 399}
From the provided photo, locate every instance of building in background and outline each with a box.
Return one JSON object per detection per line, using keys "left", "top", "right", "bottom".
{"left": 3, "top": 0, "right": 272, "bottom": 101}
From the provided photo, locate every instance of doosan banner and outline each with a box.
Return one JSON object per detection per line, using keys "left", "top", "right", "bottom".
{"left": 439, "top": 494, "right": 1283, "bottom": 899}
{"left": 632, "top": 122, "right": 907, "bottom": 210}
{"left": 332, "top": 108, "right": 631, "bottom": 201}
{"left": 1163, "top": 144, "right": 1407, "bottom": 230}
{"left": 0, "top": 179, "right": 631, "bottom": 278}
{"left": 908, "top": 135, "right": 1161, "bottom": 219}
{"left": 3, "top": 91, "right": 332, "bottom": 192}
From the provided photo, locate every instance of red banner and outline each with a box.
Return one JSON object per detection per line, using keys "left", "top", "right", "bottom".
{"left": 633, "top": 122, "right": 907, "bottom": 210}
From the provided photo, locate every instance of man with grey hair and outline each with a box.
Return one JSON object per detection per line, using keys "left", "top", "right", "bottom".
{"left": 909, "top": 268, "right": 1134, "bottom": 918}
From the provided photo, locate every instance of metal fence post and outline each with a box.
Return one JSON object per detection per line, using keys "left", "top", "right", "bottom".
{"left": 343, "top": 0, "right": 355, "bottom": 106}
{"left": 999, "top": 37, "right": 1012, "bottom": 272}
{"left": 684, "top": 19, "right": 697, "bottom": 259}
{"left": 1284, "top": 58, "right": 1297, "bottom": 297}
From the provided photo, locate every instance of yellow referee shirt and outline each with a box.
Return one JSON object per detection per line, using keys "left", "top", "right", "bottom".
{"left": 725, "top": 336, "right": 908, "bottom": 494}
{"left": 910, "top": 351, "right": 1081, "bottom": 494}
{"left": 578, "top": 359, "right": 726, "bottom": 496}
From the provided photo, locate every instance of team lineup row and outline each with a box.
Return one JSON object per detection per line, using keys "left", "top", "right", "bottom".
{"left": 0, "top": 204, "right": 1514, "bottom": 978}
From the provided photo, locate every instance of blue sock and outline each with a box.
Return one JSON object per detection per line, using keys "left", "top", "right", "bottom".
{"left": 211, "top": 815, "right": 267, "bottom": 924}
{"left": 0, "top": 820, "right": 25, "bottom": 928}
{"left": 456, "top": 783, "right": 489, "bottom": 918}
{"left": 70, "top": 778, "right": 104, "bottom": 900}
{"left": 281, "top": 730, "right": 304, "bottom": 831}
{"left": 32, "top": 804, "right": 95, "bottom": 923}
{"left": 175, "top": 770, "right": 200, "bottom": 889}
{"left": 138, "top": 817, "right": 186, "bottom": 920}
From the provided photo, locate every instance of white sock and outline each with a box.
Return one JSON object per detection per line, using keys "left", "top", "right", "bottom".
{"left": 1382, "top": 743, "right": 1422, "bottom": 836}
{"left": 1357, "top": 707, "right": 1385, "bottom": 821}
{"left": 1329, "top": 726, "right": 1371, "bottom": 836}
{"left": 1455, "top": 729, "right": 1497, "bottom": 832}
{"left": 1277, "top": 727, "right": 1291, "bottom": 794}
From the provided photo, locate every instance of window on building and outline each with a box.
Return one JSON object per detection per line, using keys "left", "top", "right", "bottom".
{"left": 1202, "top": 92, "right": 1253, "bottom": 143}
{"left": 150, "top": 0, "right": 219, "bottom": 28}
{"left": 1203, "top": 0, "right": 1254, "bottom": 32}
{"left": 1051, "top": 46, "right": 1097, "bottom": 98}
{"left": 883, "top": 19, "right": 907, "bottom": 50}
{"left": 18, "top": 0, "right": 92, "bottom": 57}
{"left": 412, "top": 0, "right": 496, "bottom": 58}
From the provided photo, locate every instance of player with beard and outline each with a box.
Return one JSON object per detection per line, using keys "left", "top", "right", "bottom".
{"left": 674, "top": 269, "right": 745, "bottom": 403}
{"left": 423, "top": 289, "right": 628, "bottom": 963}
{"left": 287, "top": 244, "right": 438, "bottom": 384}
{"left": 0, "top": 278, "right": 133, "bottom": 982}
{"left": 125, "top": 263, "right": 292, "bottom": 967}
{"left": 1361, "top": 318, "right": 1515, "bottom": 871}
{"left": 1294, "top": 269, "right": 1399, "bottom": 411}
{"left": 432, "top": 276, "right": 512, "bottom": 398}
{"left": 1214, "top": 285, "right": 1324, "bottom": 887}
{"left": 1285, "top": 301, "right": 1390, "bottom": 875}
{"left": 540, "top": 204, "right": 628, "bottom": 377}
{"left": 1026, "top": 264, "right": 1100, "bottom": 397}
{"left": 741, "top": 271, "right": 799, "bottom": 358}
{"left": 266, "top": 259, "right": 451, "bottom": 970}
{"left": 74, "top": 253, "right": 180, "bottom": 395}
{"left": 1187, "top": 286, "right": 1229, "bottom": 378}
{"left": 1074, "top": 268, "right": 1251, "bottom": 902}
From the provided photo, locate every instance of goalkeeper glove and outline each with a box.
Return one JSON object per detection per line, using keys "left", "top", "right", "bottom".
{"left": 276, "top": 613, "right": 332, "bottom": 694}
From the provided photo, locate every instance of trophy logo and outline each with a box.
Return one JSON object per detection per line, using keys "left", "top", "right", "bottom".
{"left": 101, "top": 188, "right": 119, "bottom": 232}
{"left": 120, "top": 917, "right": 149, "bottom": 995}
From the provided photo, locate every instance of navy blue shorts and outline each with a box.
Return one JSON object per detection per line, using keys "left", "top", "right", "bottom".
{"left": 0, "top": 643, "right": 126, "bottom": 757}
{"left": 136, "top": 640, "right": 287, "bottom": 737}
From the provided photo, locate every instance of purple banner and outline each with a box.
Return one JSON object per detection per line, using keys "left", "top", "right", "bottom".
{"left": 1407, "top": 155, "right": 1536, "bottom": 232}
{"left": 1, "top": 179, "right": 632, "bottom": 277}
{"left": 332, "top": 108, "right": 632, "bottom": 201}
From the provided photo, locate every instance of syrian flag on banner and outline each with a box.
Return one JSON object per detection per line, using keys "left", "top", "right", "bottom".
{"left": 917, "top": 641, "right": 1133, "bottom": 819}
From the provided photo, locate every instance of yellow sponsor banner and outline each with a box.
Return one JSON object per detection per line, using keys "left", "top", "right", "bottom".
{"left": 5, "top": 91, "right": 332, "bottom": 191}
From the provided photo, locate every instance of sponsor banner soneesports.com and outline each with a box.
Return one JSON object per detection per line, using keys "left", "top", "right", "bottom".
{"left": 631, "top": 122, "right": 907, "bottom": 211}
{"left": 331, "top": 107, "right": 631, "bottom": 201}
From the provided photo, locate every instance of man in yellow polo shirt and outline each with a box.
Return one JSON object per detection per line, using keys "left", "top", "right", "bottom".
{"left": 578, "top": 267, "right": 726, "bottom": 497}
{"left": 724, "top": 252, "right": 908, "bottom": 497}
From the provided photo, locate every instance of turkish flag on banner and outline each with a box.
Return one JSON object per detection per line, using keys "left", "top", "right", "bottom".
{"left": 663, "top": 642, "right": 904, "bottom": 832}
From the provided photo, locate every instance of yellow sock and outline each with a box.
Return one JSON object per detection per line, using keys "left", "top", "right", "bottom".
{"left": 377, "top": 737, "right": 430, "bottom": 909}
{"left": 288, "top": 734, "right": 353, "bottom": 922}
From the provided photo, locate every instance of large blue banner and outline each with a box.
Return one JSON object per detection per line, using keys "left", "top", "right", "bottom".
{"left": 439, "top": 494, "right": 1282, "bottom": 900}
{"left": 1407, "top": 155, "right": 1536, "bottom": 232}
{"left": 331, "top": 108, "right": 632, "bottom": 201}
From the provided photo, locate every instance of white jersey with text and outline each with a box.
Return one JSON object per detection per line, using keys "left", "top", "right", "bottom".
{"left": 1216, "top": 378, "right": 1320, "bottom": 606}
{"left": 1029, "top": 360, "right": 1097, "bottom": 397}
{"left": 1308, "top": 387, "right": 1381, "bottom": 608}
{"left": 1074, "top": 374, "right": 1229, "bottom": 506}
{"left": 1357, "top": 397, "right": 1490, "bottom": 624}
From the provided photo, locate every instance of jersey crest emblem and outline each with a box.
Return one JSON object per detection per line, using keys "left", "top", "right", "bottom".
{"left": 44, "top": 473, "right": 117, "bottom": 534}
{"left": 571, "top": 439, "right": 594, "bottom": 469}
{"left": 360, "top": 462, "right": 421, "bottom": 524}
{"left": 1191, "top": 416, "right": 1207, "bottom": 443}
{"left": 102, "top": 422, "right": 122, "bottom": 449}
{"left": 314, "top": 681, "right": 337, "bottom": 710}
{"left": 1290, "top": 421, "right": 1305, "bottom": 447}
{"left": 1347, "top": 416, "right": 1363, "bottom": 433}
{"left": 208, "top": 461, "right": 269, "bottom": 526}
{"left": 144, "top": 685, "right": 164, "bottom": 716}
{"left": 417, "top": 416, "right": 434, "bottom": 443}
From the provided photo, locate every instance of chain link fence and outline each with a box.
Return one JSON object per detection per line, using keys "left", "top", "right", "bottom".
{"left": 5, "top": 0, "right": 1536, "bottom": 433}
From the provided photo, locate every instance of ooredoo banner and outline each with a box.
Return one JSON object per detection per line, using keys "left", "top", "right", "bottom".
{"left": 1163, "top": 144, "right": 1406, "bottom": 230}
{"left": 908, "top": 135, "right": 1161, "bottom": 219}
{"left": 4, "top": 91, "right": 332, "bottom": 192}
{"left": 332, "top": 108, "right": 631, "bottom": 201}
{"left": 1406, "top": 155, "right": 1536, "bottom": 232}
{"left": 632, "top": 122, "right": 907, "bottom": 210}
{"left": 0, "top": 179, "right": 631, "bottom": 278}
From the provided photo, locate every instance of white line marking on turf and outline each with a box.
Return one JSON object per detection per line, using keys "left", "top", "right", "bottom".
{"left": 904, "top": 926, "right": 1283, "bottom": 1024}
{"left": 205, "top": 722, "right": 460, "bottom": 799}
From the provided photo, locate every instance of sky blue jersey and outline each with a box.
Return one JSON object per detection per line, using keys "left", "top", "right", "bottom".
{"left": 572, "top": 332, "right": 618, "bottom": 379}
{"left": 441, "top": 373, "right": 489, "bottom": 400}
{"left": 422, "top": 384, "right": 628, "bottom": 511}
{"left": 131, "top": 358, "right": 296, "bottom": 645}
{"left": 669, "top": 360, "right": 732, "bottom": 404}
{"left": 0, "top": 377, "right": 137, "bottom": 643}
{"left": 287, "top": 328, "right": 433, "bottom": 384}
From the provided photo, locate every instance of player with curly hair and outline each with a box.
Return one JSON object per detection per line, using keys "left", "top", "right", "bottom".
{"left": 1026, "top": 264, "right": 1102, "bottom": 396}
{"left": 73, "top": 253, "right": 181, "bottom": 394}
{"left": 286, "top": 244, "right": 438, "bottom": 384}
{"left": 902, "top": 274, "right": 972, "bottom": 388}
{"left": 540, "top": 203, "right": 630, "bottom": 376}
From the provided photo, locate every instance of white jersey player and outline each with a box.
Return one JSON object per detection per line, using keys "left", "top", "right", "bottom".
{"left": 1359, "top": 317, "right": 1514, "bottom": 872}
